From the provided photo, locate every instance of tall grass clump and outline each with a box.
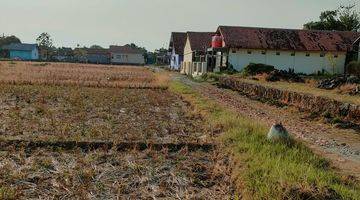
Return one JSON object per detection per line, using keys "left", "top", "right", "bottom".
{"left": 170, "top": 81, "right": 360, "bottom": 200}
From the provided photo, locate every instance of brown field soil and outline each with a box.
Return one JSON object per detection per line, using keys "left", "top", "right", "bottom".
{"left": 0, "top": 63, "right": 236, "bottom": 199}
{"left": 0, "top": 84, "right": 209, "bottom": 143}
{"left": 0, "top": 61, "right": 168, "bottom": 88}
{"left": 0, "top": 149, "right": 233, "bottom": 199}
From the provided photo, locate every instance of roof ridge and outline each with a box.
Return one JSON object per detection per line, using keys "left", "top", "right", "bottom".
{"left": 218, "top": 25, "right": 360, "bottom": 34}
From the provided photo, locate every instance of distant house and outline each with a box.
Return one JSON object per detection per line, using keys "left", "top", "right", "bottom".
{"left": 110, "top": 45, "right": 145, "bottom": 65}
{"left": 181, "top": 32, "right": 214, "bottom": 75}
{"left": 183, "top": 32, "right": 214, "bottom": 63}
{"left": 168, "top": 32, "right": 187, "bottom": 70}
{"left": 2, "top": 43, "right": 39, "bottom": 60}
{"left": 207, "top": 26, "right": 360, "bottom": 74}
{"left": 86, "top": 48, "right": 110, "bottom": 64}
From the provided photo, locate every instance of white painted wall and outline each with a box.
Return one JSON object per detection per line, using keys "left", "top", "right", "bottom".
{"left": 170, "top": 48, "right": 181, "bottom": 70}
{"left": 228, "top": 48, "right": 346, "bottom": 74}
{"left": 183, "top": 37, "right": 193, "bottom": 63}
{"left": 111, "top": 53, "right": 145, "bottom": 65}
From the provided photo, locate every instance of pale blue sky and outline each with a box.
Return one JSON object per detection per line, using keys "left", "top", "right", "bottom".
{"left": 1, "top": 0, "right": 358, "bottom": 51}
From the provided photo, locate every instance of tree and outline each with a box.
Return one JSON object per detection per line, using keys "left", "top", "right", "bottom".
{"left": 36, "top": 32, "right": 54, "bottom": 60}
{"left": 304, "top": 4, "right": 360, "bottom": 31}
{"left": 0, "top": 35, "right": 21, "bottom": 47}
{"left": 89, "top": 45, "right": 103, "bottom": 49}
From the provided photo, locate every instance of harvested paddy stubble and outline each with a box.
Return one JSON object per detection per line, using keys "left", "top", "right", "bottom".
{"left": 0, "top": 62, "right": 167, "bottom": 88}
{"left": 0, "top": 149, "right": 233, "bottom": 199}
{"left": 0, "top": 84, "right": 208, "bottom": 143}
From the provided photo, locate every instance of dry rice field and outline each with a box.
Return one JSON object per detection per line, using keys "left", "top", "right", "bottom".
{"left": 0, "top": 62, "right": 234, "bottom": 199}
{"left": 0, "top": 62, "right": 168, "bottom": 88}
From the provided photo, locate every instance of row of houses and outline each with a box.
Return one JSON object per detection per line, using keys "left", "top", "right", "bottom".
{"left": 0, "top": 43, "right": 145, "bottom": 65}
{"left": 169, "top": 26, "right": 360, "bottom": 75}
{"left": 76, "top": 45, "right": 145, "bottom": 65}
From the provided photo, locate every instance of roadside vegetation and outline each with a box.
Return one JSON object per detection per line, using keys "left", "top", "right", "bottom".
{"left": 170, "top": 81, "right": 360, "bottom": 199}
{"left": 195, "top": 62, "right": 360, "bottom": 105}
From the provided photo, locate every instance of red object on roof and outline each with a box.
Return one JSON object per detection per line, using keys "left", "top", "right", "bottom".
{"left": 212, "top": 34, "right": 223, "bottom": 48}
{"left": 187, "top": 32, "right": 214, "bottom": 52}
{"left": 217, "top": 26, "right": 360, "bottom": 52}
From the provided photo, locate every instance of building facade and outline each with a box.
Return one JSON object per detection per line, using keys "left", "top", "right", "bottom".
{"left": 168, "top": 32, "right": 187, "bottom": 70}
{"left": 86, "top": 48, "right": 110, "bottom": 64}
{"left": 110, "top": 45, "right": 145, "bottom": 65}
{"left": 207, "top": 26, "right": 360, "bottom": 74}
{"left": 3, "top": 43, "right": 39, "bottom": 60}
{"left": 180, "top": 32, "right": 214, "bottom": 76}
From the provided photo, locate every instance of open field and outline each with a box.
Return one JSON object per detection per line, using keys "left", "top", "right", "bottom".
{"left": 0, "top": 84, "right": 208, "bottom": 143}
{"left": 0, "top": 148, "right": 233, "bottom": 199}
{"left": 0, "top": 61, "right": 168, "bottom": 88}
{"left": 0, "top": 63, "right": 236, "bottom": 199}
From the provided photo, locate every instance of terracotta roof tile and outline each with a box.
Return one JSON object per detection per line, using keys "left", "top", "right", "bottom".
{"left": 187, "top": 32, "right": 214, "bottom": 52}
{"left": 170, "top": 32, "right": 187, "bottom": 55}
{"left": 218, "top": 26, "right": 360, "bottom": 52}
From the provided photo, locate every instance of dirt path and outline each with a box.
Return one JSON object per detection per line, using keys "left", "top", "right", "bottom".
{"left": 173, "top": 74, "right": 360, "bottom": 178}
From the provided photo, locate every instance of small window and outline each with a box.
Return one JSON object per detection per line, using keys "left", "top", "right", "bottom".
{"left": 306, "top": 53, "right": 310, "bottom": 57}
{"left": 334, "top": 54, "right": 338, "bottom": 58}
{"left": 320, "top": 53, "right": 325, "bottom": 57}
{"left": 232, "top": 50, "right": 236, "bottom": 53}
{"left": 247, "top": 50, "right": 252, "bottom": 54}
{"left": 291, "top": 52, "right": 295, "bottom": 56}
{"left": 261, "top": 51, "right": 266, "bottom": 55}
{"left": 276, "top": 52, "right": 280, "bottom": 56}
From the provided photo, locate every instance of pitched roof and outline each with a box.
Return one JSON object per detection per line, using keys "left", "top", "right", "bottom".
{"left": 170, "top": 32, "right": 187, "bottom": 55}
{"left": 217, "top": 26, "right": 360, "bottom": 52}
{"left": 2, "top": 43, "right": 37, "bottom": 51}
{"left": 86, "top": 48, "right": 110, "bottom": 55}
{"left": 187, "top": 32, "right": 214, "bottom": 52}
{"left": 109, "top": 45, "right": 143, "bottom": 54}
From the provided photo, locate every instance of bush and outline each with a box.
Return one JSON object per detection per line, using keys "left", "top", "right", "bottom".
{"left": 346, "top": 61, "right": 360, "bottom": 75}
{"left": 243, "top": 63, "right": 275, "bottom": 76}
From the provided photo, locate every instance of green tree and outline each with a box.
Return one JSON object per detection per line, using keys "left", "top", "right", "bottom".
{"left": 89, "top": 45, "right": 103, "bottom": 49}
{"left": 304, "top": 4, "right": 360, "bottom": 31}
{"left": 36, "top": 32, "right": 54, "bottom": 60}
{"left": 0, "top": 35, "right": 21, "bottom": 47}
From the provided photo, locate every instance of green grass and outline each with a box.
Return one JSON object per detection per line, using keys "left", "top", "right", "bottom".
{"left": 169, "top": 81, "right": 360, "bottom": 200}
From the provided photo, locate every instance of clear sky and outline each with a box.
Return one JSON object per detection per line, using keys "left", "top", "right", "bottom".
{"left": 1, "top": 0, "right": 358, "bottom": 51}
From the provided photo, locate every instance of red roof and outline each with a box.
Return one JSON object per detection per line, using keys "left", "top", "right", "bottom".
{"left": 169, "top": 32, "right": 187, "bottom": 55}
{"left": 187, "top": 32, "right": 214, "bottom": 52}
{"left": 218, "top": 26, "right": 360, "bottom": 52}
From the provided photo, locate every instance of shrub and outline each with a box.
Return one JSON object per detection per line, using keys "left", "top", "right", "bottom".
{"left": 346, "top": 61, "right": 360, "bottom": 75}
{"left": 243, "top": 63, "right": 275, "bottom": 76}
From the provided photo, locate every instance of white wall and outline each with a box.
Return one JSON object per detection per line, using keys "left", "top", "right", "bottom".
{"left": 111, "top": 53, "right": 145, "bottom": 65}
{"left": 183, "top": 37, "right": 193, "bottom": 63}
{"left": 228, "top": 48, "right": 346, "bottom": 74}
{"left": 170, "top": 48, "right": 180, "bottom": 70}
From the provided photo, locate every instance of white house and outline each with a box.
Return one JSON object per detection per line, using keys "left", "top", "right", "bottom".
{"left": 110, "top": 45, "right": 145, "bottom": 65}
{"left": 181, "top": 32, "right": 214, "bottom": 75}
{"left": 168, "top": 32, "right": 187, "bottom": 70}
{"left": 207, "top": 26, "right": 360, "bottom": 74}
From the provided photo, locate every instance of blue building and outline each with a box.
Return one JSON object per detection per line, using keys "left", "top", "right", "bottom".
{"left": 2, "top": 43, "right": 39, "bottom": 60}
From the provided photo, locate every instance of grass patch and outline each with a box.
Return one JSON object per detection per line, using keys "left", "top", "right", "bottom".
{"left": 169, "top": 81, "right": 360, "bottom": 200}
